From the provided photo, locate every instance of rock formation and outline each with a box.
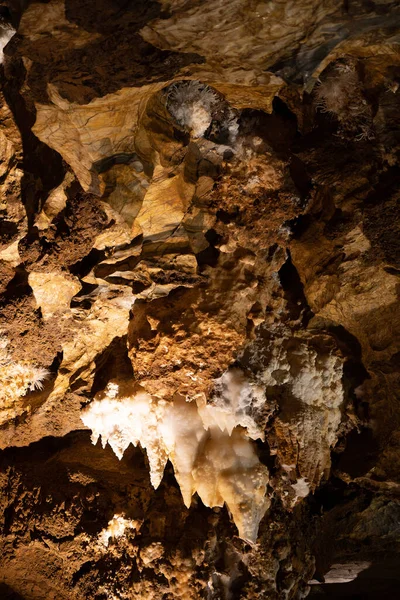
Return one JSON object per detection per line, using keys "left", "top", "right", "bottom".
{"left": 0, "top": 1, "right": 399, "bottom": 598}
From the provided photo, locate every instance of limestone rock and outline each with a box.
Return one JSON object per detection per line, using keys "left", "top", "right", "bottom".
{"left": 0, "top": 0, "right": 399, "bottom": 598}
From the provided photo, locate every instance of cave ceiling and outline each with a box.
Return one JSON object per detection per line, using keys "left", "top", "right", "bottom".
{"left": 0, "top": 1, "right": 399, "bottom": 599}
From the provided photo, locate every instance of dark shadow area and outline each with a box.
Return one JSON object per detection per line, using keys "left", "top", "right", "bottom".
{"left": 2, "top": 58, "right": 65, "bottom": 229}
{"left": 238, "top": 99, "right": 298, "bottom": 155}
{"left": 311, "top": 476, "right": 360, "bottom": 514}
{"left": 0, "top": 266, "right": 31, "bottom": 305}
{"left": 196, "top": 228, "right": 221, "bottom": 269}
{"left": 69, "top": 248, "right": 105, "bottom": 278}
{"left": 335, "top": 427, "right": 379, "bottom": 478}
{"left": 278, "top": 252, "right": 314, "bottom": 325}
{"left": 0, "top": 583, "right": 25, "bottom": 600}
{"left": 91, "top": 335, "right": 134, "bottom": 395}
{"left": 324, "top": 324, "right": 371, "bottom": 418}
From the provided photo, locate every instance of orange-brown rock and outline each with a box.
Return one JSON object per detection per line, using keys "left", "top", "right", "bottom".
{"left": 0, "top": 1, "right": 399, "bottom": 598}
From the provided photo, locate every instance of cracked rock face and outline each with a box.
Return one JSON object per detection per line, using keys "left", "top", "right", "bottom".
{"left": 0, "top": 1, "right": 399, "bottom": 598}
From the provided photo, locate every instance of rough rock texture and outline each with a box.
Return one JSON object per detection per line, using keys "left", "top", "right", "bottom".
{"left": 0, "top": 0, "right": 399, "bottom": 598}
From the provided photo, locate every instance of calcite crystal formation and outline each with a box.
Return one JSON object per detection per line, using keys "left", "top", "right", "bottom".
{"left": 0, "top": 1, "right": 399, "bottom": 599}
{"left": 81, "top": 380, "right": 270, "bottom": 543}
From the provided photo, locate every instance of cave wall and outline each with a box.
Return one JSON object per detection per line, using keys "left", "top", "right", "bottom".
{"left": 0, "top": 1, "right": 399, "bottom": 598}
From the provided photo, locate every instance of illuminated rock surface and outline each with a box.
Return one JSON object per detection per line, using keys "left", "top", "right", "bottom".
{"left": 81, "top": 381, "right": 270, "bottom": 543}
{"left": 0, "top": 1, "right": 399, "bottom": 598}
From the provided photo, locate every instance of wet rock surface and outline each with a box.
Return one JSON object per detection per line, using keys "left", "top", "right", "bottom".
{"left": 0, "top": 1, "right": 399, "bottom": 598}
